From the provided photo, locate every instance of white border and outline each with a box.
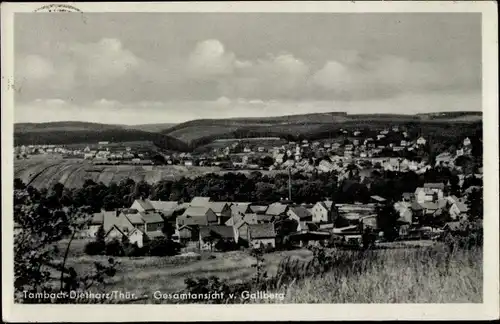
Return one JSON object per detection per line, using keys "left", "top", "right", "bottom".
{"left": 2, "top": 1, "right": 499, "bottom": 322}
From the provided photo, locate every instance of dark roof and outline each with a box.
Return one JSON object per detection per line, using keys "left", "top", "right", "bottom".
{"left": 402, "top": 192, "right": 414, "bottom": 199}
{"left": 288, "top": 206, "right": 312, "bottom": 220}
{"left": 410, "top": 201, "right": 423, "bottom": 211}
{"left": 423, "top": 183, "right": 445, "bottom": 190}
{"left": 248, "top": 223, "right": 276, "bottom": 239}
{"left": 199, "top": 225, "right": 234, "bottom": 239}
{"left": 177, "top": 214, "right": 209, "bottom": 226}
{"left": 443, "top": 221, "right": 462, "bottom": 232}
{"left": 140, "top": 212, "right": 164, "bottom": 223}
{"left": 231, "top": 203, "right": 251, "bottom": 216}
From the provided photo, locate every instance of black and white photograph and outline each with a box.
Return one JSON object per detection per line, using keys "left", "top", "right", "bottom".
{"left": 2, "top": 1, "right": 498, "bottom": 322}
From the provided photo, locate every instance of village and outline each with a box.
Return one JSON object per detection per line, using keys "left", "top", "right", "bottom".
{"left": 14, "top": 126, "right": 478, "bottom": 177}
{"left": 74, "top": 174, "right": 477, "bottom": 254}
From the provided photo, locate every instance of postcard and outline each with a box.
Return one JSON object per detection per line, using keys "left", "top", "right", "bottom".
{"left": 2, "top": 1, "right": 498, "bottom": 322}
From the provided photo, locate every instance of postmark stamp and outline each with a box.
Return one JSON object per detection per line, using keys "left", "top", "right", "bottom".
{"left": 34, "top": 4, "right": 82, "bottom": 13}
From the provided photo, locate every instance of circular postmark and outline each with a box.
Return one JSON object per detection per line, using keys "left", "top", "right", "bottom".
{"left": 34, "top": 4, "right": 82, "bottom": 13}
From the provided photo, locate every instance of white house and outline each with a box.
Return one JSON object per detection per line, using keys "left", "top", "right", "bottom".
{"left": 463, "top": 137, "right": 471, "bottom": 146}
{"left": 311, "top": 201, "right": 336, "bottom": 224}
{"left": 416, "top": 137, "right": 427, "bottom": 145}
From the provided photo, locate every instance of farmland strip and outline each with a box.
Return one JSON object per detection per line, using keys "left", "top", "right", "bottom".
{"left": 26, "top": 162, "right": 62, "bottom": 188}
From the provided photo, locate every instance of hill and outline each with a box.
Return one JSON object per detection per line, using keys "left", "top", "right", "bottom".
{"left": 161, "top": 111, "right": 483, "bottom": 148}
{"left": 125, "top": 123, "right": 176, "bottom": 133}
{"left": 14, "top": 121, "right": 126, "bottom": 133}
{"left": 14, "top": 122, "right": 189, "bottom": 152}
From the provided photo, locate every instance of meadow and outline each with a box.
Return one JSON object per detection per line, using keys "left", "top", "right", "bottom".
{"left": 53, "top": 239, "right": 482, "bottom": 304}
{"left": 256, "top": 245, "right": 483, "bottom": 304}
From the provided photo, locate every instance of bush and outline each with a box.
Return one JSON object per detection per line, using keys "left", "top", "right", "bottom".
{"left": 105, "top": 239, "right": 125, "bottom": 256}
{"left": 84, "top": 241, "right": 105, "bottom": 255}
{"left": 123, "top": 242, "right": 144, "bottom": 257}
{"left": 147, "top": 237, "right": 181, "bottom": 256}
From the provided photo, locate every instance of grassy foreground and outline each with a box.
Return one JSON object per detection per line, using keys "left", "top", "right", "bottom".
{"left": 255, "top": 246, "right": 482, "bottom": 303}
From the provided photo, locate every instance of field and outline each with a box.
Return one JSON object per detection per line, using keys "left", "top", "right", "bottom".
{"left": 54, "top": 239, "right": 314, "bottom": 297}
{"left": 14, "top": 156, "right": 222, "bottom": 189}
{"left": 53, "top": 239, "right": 482, "bottom": 304}
{"left": 14, "top": 156, "right": 290, "bottom": 189}
{"left": 258, "top": 246, "right": 482, "bottom": 303}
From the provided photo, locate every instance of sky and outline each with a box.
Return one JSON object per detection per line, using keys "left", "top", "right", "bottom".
{"left": 14, "top": 13, "right": 482, "bottom": 124}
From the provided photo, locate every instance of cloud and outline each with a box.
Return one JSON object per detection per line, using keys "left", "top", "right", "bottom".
{"left": 311, "top": 53, "right": 479, "bottom": 99}
{"left": 16, "top": 55, "right": 55, "bottom": 81}
{"left": 187, "top": 39, "right": 237, "bottom": 78}
{"left": 15, "top": 38, "right": 480, "bottom": 108}
{"left": 69, "top": 38, "right": 140, "bottom": 84}
{"left": 15, "top": 38, "right": 141, "bottom": 95}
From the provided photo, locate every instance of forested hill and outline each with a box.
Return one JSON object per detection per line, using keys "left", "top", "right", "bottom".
{"left": 14, "top": 122, "right": 190, "bottom": 152}
{"left": 160, "top": 112, "right": 482, "bottom": 148}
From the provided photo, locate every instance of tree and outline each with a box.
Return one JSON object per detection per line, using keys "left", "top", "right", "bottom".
{"left": 466, "top": 187, "right": 483, "bottom": 221}
{"left": 14, "top": 187, "right": 117, "bottom": 303}
{"left": 14, "top": 178, "right": 26, "bottom": 190}
{"left": 161, "top": 221, "right": 175, "bottom": 240}
{"left": 376, "top": 201, "right": 399, "bottom": 241}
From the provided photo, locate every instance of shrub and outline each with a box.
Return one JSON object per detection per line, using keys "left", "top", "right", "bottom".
{"left": 105, "top": 239, "right": 125, "bottom": 256}
{"left": 84, "top": 241, "right": 105, "bottom": 255}
{"left": 148, "top": 237, "right": 181, "bottom": 256}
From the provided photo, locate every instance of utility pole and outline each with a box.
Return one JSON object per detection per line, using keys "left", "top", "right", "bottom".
{"left": 288, "top": 167, "right": 292, "bottom": 202}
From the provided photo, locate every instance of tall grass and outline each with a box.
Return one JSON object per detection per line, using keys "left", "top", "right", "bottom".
{"left": 255, "top": 246, "right": 482, "bottom": 303}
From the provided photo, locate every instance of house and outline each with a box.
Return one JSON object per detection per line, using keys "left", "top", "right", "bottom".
{"left": 318, "top": 160, "right": 335, "bottom": 173}
{"left": 435, "top": 152, "right": 452, "bottom": 166}
{"left": 287, "top": 206, "right": 313, "bottom": 223}
{"left": 296, "top": 221, "right": 319, "bottom": 232}
{"left": 443, "top": 221, "right": 463, "bottom": 233}
{"left": 394, "top": 201, "right": 413, "bottom": 224}
{"left": 416, "top": 137, "right": 427, "bottom": 146}
{"left": 177, "top": 206, "right": 218, "bottom": 228}
{"left": 449, "top": 201, "right": 468, "bottom": 220}
{"left": 360, "top": 215, "right": 378, "bottom": 230}
{"left": 415, "top": 184, "right": 444, "bottom": 203}
{"left": 190, "top": 196, "right": 211, "bottom": 206}
{"left": 199, "top": 225, "right": 236, "bottom": 251}
{"left": 177, "top": 225, "right": 197, "bottom": 242}
{"left": 402, "top": 192, "right": 414, "bottom": 202}
{"left": 130, "top": 199, "right": 155, "bottom": 212}
{"left": 127, "top": 227, "right": 145, "bottom": 248}
{"left": 249, "top": 205, "right": 268, "bottom": 214}
{"left": 310, "top": 201, "right": 337, "bottom": 224}
{"left": 208, "top": 202, "right": 232, "bottom": 224}
{"left": 105, "top": 225, "right": 127, "bottom": 241}
{"left": 400, "top": 140, "right": 408, "bottom": 147}
{"left": 247, "top": 223, "right": 277, "bottom": 249}
{"left": 463, "top": 137, "right": 471, "bottom": 146}
{"left": 420, "top": 199, "right": 447, "bottom": 216}
{"left": 83, "top": 210, "right": 135, "bottom": 238}
{"left": 141, "top": 212, "right": 165, "bottom": 233}
{"left": 370, "top": 195, "right": 386, "bottom": 204}
{"left": 265, "top": 202, "right": 289, "bottom": 217}
{"left": 230, "top": 203, "right": 252, "bottom": 219}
